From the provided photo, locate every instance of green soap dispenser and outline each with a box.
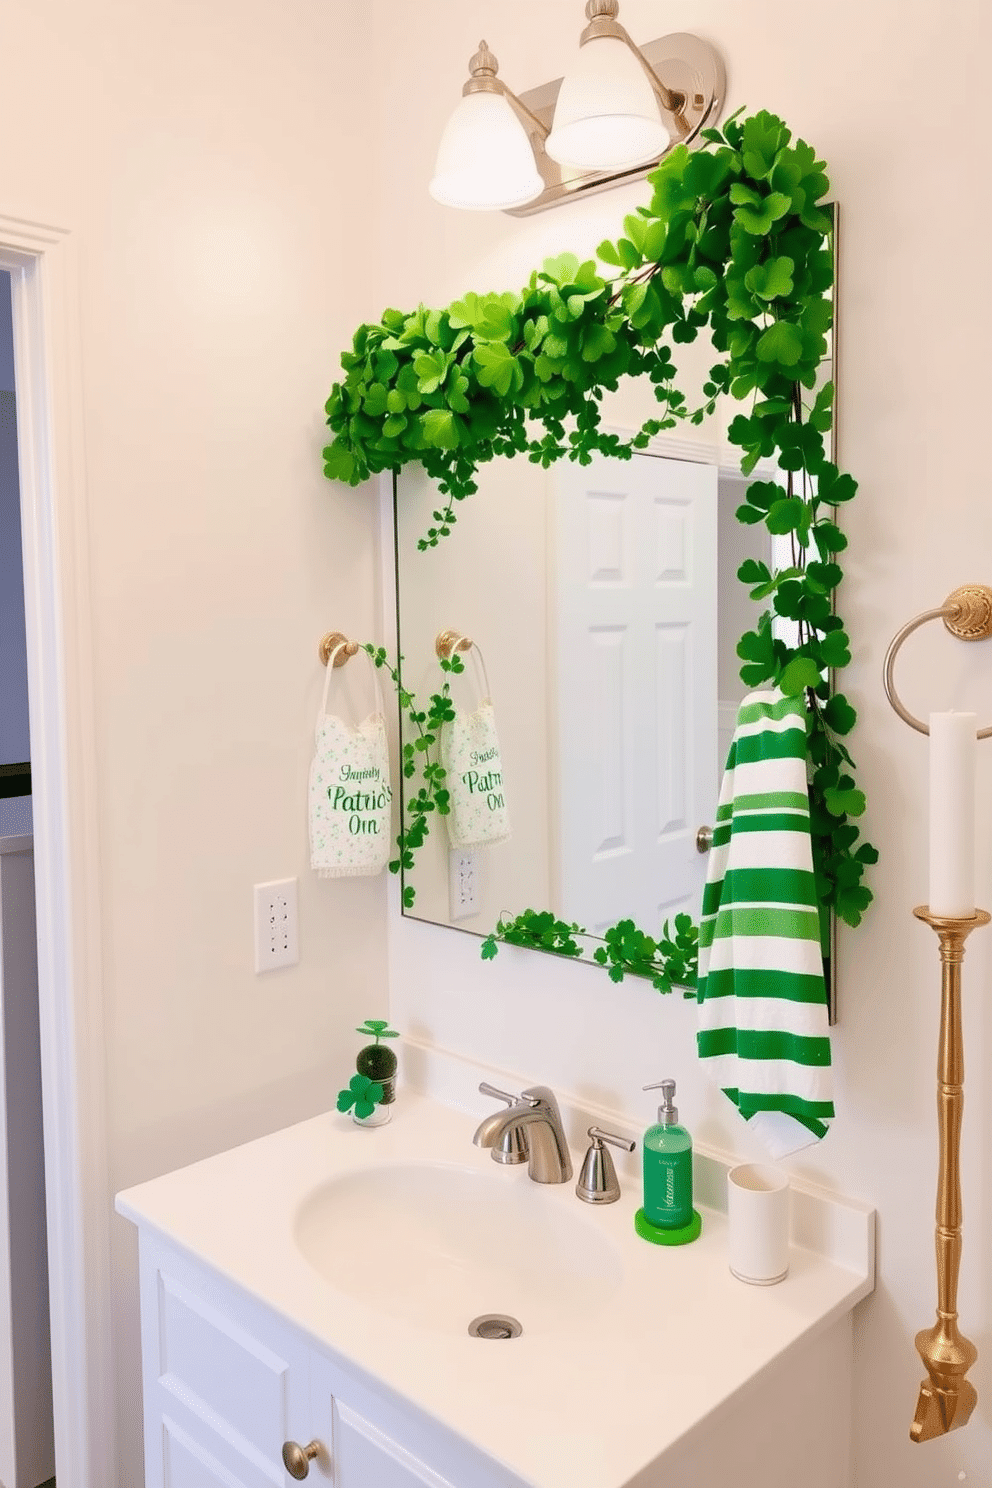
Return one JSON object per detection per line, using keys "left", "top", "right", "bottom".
{"left": 634, "top": 1079, "right": 702, "bottom": 1246}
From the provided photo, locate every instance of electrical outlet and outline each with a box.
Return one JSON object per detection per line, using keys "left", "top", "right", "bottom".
{"left": 448, "top": 849, "right": 479, "bottom": 920}
{"left": 254, "top": 878, "right": 299, "bottom": 972}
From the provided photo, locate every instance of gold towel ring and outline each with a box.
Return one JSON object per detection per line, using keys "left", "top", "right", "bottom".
{"left": 882, "top": 584, "right": 992, "bottom": 737}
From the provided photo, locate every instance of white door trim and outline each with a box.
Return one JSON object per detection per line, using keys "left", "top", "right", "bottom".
{"left": 1, "top": 214, "right": 115, "bottom": 1487}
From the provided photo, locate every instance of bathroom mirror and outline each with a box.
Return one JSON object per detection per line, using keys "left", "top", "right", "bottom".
{"left": 393, "top": 427, "right": 783, "bottom": 946}
{"left": 391, "top": 220, "right": 837, "bottom": 995}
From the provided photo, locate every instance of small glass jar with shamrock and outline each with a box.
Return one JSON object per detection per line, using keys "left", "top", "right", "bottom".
{"left": 336, "top": 1019, "right": 399, "bottom": 1127}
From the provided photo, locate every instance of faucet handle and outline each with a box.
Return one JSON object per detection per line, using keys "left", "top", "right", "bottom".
{"left": 575, "top": 1125, "right": 636, "bottom": 1205}
{"left": 589, "top": 1124, "right": 637, "bottom": 1151}
{"left": 478, "top": 1082, "right": 539, "bottom": 1107}
{"left": 476, "top": 1083, "right": 533, "bottom": 1165}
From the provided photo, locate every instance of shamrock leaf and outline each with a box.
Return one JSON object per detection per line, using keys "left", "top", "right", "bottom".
{"left": 322, "top": 441, "right": 355, "bottom": 483}
{"left": 756, "top": 321, "right": 805, "bottom": 366}
{"left": 355, "top": 1019, "right": 399, "bottom": 1042}
{"left": 738, "top": 558, "right": 771, "bottom": 586}
{"left": 540, "top": 252, "right": 581, "bottom": 287}
{"left": 733, "top": 191, "right": 792, "bottom": 236}
{"left": 779, "top": 656, "right": 821, "bottom": 695}
{"left": 740, "top": 110, "right": 791, "bottom": 179}
{"left": 414, "top": 349, "right": 449, "bottom": 395}
{"left": 581, "top": 323, "right": 617, "bottom": 362}
{"left": 419, "top": 408, "right": 460, "bottom": 449}
{"left": 823, "top": 694, "right": 858, "bottom": 735}
{"left": 824, "top": 786, "right": 867, "bottom": 818}
{"left": 336, "top": 1074, "right": 385, "bottom": 1119}
{"left": 473, "top": 342, "right": 521, "bottom": 398}
{"left": 744, "top": 256, "right": 795, "bottom": 301}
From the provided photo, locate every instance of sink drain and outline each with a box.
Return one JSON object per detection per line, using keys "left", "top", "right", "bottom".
{"left": 468, "top": 1314, "right": 522, "bottom": 1340}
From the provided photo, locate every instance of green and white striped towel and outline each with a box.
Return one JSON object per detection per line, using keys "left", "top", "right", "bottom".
{"left": 697, "top": 688, "right": 834, "bottom": 1157}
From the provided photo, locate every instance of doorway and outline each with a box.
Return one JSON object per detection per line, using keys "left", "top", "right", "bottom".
{"left": 1, "top": 220, "right": 114, "bottom": 1488}
{"left": 0, "top": 270, "right": 31, "bottom": 834}
{"left": 0, "top": 266, "right": 55, "bottom": 1488}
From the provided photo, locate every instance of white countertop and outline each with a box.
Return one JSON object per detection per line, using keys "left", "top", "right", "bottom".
{"left": 116, "top": 1059, "right": 874, "bottom": 1488}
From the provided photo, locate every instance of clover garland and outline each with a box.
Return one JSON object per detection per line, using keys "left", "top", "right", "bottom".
{"left": 324, "top": 107, "right": 877, "bottom": 931}
{"left": 481, "top": 910, "right": 699, "bottom": 997}
{"left": 362, "top": 642, "right": 461, "bottom": 908}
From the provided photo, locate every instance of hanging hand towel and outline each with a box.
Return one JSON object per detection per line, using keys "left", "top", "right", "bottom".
{"left": 309, "top": 643, "right": 392, "bottom": 878}
{"left": 439, "top": 641, "right": 511, "bottom": 849}
{"left": 696, "top": 688, "right": 834, "bottom": 1158}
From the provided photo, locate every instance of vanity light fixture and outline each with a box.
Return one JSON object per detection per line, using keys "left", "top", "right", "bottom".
{"left": 429, "top": 0, "right": 725, "bottom": 217}
{"left": 428, "top": 41, "right": 547, "bottom": 212}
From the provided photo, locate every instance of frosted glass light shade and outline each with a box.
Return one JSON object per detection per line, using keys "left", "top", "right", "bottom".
{"left": 429, "top": 92, "right": 544, "bottom": 211}
{"left": 546, "top": 35, "right": 671, "bottom": 171}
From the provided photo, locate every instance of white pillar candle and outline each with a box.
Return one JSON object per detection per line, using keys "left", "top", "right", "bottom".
{"left": 929, "top": 711, "right": 977, "bottom": 917}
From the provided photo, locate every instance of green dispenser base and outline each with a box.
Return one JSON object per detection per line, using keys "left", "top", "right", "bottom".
{"left": 634, "top": 1207, "right": 702, "bottom": 1246}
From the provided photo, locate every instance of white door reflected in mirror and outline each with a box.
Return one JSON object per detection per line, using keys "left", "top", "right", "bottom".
{"left": 551, "top": 452, "right": 717, "bottom": 934}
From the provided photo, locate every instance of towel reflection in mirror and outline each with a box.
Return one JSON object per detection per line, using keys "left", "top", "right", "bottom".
{"left": 439, "top": 640, "right": 511, "bottom": 850}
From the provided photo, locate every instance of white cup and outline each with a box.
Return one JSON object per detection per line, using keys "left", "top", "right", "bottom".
{"left": 727, "top": 1163, "right": 790, "bottom": 1285}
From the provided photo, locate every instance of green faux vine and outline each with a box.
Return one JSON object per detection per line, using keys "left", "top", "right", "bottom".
{"left": 363, "top": 642, "right": 461, "bottom": 908}
{"left": 482, "top": 911, "right": 699, "bottom": 996}
{"left": 325, "top": 108, "right": 877, "bottom": 935}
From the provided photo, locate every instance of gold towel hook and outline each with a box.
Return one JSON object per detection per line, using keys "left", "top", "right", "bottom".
{"left": 435, "top": 629, "right": 473, "bottom": 660}
{"left": 882, "top": 584, "right": 992, "bottom": 737}
{"left": 317, "top": 631, "right": 360, "bottom": 668}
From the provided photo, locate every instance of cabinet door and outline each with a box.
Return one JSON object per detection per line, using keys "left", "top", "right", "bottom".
{"left": 308, "top": 1352, "right": 523, "bottom": 1488}
{"left": 138, "top": 1234, "right": 314, "bottom": 1488}
{"left": 330, "top": 1400, "right": 457, "bottom": 1488}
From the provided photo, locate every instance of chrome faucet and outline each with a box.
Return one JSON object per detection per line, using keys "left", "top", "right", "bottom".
{"left": 473, "top": 1082, "right": 573, "bottom": 1184}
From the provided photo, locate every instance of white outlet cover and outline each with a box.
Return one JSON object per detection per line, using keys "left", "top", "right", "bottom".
{"left": 254, "top": 878, "right": 299, "bottom": 973}
{"left": 448, "top": 849, "right": 479, "bottom": 921}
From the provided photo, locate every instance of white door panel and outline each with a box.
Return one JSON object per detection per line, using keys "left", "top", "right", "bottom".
{"left": 553, "top": 453, "right": 718, "bottom": 934}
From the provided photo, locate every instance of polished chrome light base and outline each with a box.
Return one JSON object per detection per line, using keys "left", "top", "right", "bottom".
{"left": 505, "top": 32, "right": 725, "bottom": 216}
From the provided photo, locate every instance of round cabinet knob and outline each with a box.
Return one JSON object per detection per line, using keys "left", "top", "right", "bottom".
{"left": 282, "top": 1438, "right": 321, "bottom": 1480}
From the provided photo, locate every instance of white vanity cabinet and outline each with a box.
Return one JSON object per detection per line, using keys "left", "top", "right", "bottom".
{"left": 137, "top": 1230, "right": 521, "bottom": 1488}
{"left": 120, "top": 1090, "right": 874, "bottom": 1488}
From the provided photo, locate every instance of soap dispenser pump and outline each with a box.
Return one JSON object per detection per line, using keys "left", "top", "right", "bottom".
{"left": 634, "top": 1079, "right": 702, "bottom": 1246}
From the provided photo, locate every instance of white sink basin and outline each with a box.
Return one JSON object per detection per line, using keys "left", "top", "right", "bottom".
{"left": 294, "top": 1160, "right": 623, "bottom": 1334}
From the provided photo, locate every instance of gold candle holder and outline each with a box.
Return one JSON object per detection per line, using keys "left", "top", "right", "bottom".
{"left": 909, "top": 904, "right": 989, "bottom": 1443}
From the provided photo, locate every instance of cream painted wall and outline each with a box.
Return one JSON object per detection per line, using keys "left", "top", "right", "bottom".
{"left": 1, "top": 3, "right": 388, "bottom": 1483}
{"left": 377, "top": 3, "right": 992, "bottom": 1486}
